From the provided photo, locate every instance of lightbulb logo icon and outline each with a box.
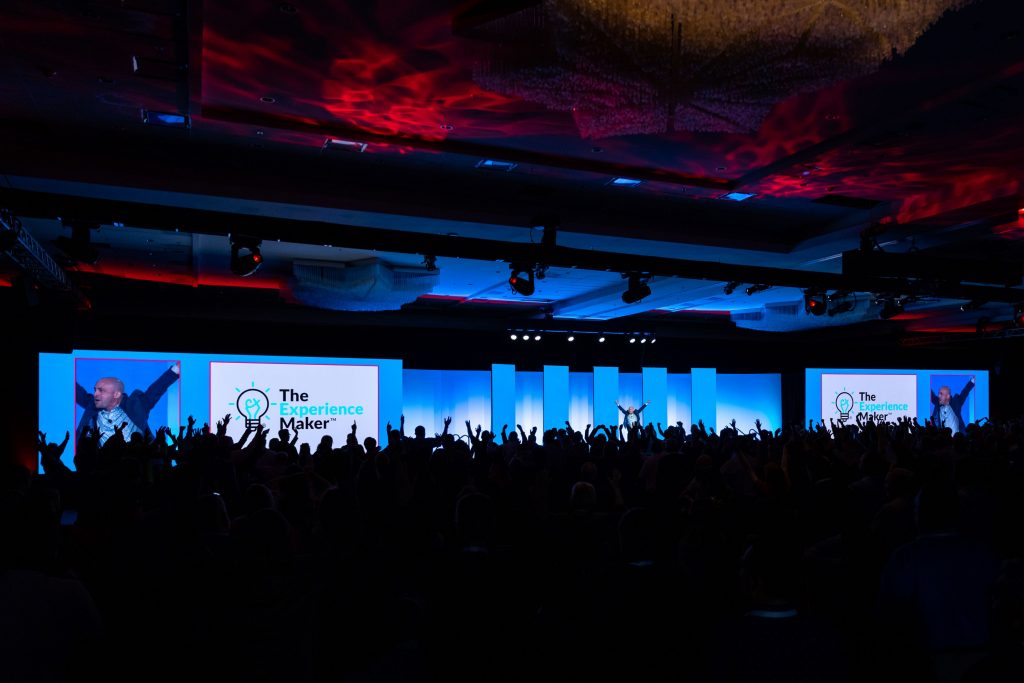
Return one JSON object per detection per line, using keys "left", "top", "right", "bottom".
{"left": 231, "top": 381, "right": 273, "bottom": 429}
{"left": 835, "top": 391, "right": 854, "bottom": 421}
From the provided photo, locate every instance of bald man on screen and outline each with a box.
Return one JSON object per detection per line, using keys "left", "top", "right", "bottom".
{"left": 75, "top": 363, "right": 180, "bottom": 446}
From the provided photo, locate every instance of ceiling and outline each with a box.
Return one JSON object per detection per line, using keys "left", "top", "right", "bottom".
{"left": 1, "top": 0, "right": 1023, "bottom": 340}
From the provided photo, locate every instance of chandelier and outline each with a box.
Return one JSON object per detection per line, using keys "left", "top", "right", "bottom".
{"left": 465, "top": 0, "right": 974, "bottom": 138}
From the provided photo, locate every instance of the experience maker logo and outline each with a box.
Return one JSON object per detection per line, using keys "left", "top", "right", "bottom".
{"left": 229, "top": 379, "right": 366, "bottom": 431}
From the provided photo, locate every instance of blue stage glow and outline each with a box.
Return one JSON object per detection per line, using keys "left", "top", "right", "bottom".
{"left": 41, "top": 350, "right": 792, "bottom": 473}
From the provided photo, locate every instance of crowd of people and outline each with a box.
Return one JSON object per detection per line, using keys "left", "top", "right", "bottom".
{"left": 4, "top": 412, "right": 1024, "bottom": 682}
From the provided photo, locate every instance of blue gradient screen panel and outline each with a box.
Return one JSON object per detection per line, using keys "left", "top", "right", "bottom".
{"left": 717, "top": 374, "right": 782, "bottom": 432}
{"left": 40, "top": 350, "right": 402, "bottom": 470}
{"left": 805, "top": 368, "right": 989, "bottom": 425}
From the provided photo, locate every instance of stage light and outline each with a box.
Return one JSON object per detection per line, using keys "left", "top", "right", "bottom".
{"left": 724, "top": 281, "right": 741, "bottom": 295}
{"left": 522, "top": 335, "right": 530, "bottom": 342}
{"left": 230, "top": 236, "right": 263, "bottom": 277}
{"left": 567, "top": 335, "right": 575, "bottom": 342}
{"left": 629, "top": 337, "right": 637, "bottom": 344}
{"left": 745, "top": 283, "right": 771, "bottom": 296}
{"left": 960, "top": 300, "right": 984, "bottom": 312}
{"left": 1014, "top": 304, "right": 1024, "bottom": 328}
{"left": 510, "top": 334, "right": 517, "bottom": 340}
{"left": 423, "top": 254, "right": 437, "bottom": 272}
{"left": 534, "top": 335, "right": 541, "bottom": 341}
{"left": 640, "top": 338, "right": 647, "bottom": 344}
{"left": 650, "top": 337, "right": 656, "bottom": 344}
{"left": 598, "top": 336, "right": 606, "bottom": 343}
{"left": 509, "top": 264, "right": 535, "bottom": 296}
{"left": 621, "top": 273, "right": 651, "bottom": 304}
{"left": 535, "top": 264, "right": 548, "bottom": 280}
{"left": 804, "top": 290, "right": 827, "bottom": 316}
{"left": 879, "top": 299, "right": 904, "bottom": 320}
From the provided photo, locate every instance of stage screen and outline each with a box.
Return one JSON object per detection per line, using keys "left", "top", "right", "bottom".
{"left": 40, "top": 350, "right": 402, "bottom": 470}
{"left": 805, "top": 368, "right": 989, "bottom": 428}
{"left": 717, "top": 373, "right": 782, "bottom": 433}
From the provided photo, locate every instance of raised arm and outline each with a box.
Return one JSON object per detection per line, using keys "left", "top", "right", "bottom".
{"left": 616, "top": 400, "right": 627, "bottom": 415}
{"left": 142, "top": 362, "right": 180, "bottom": 410}
{"left": 75, "top": 382, "right": 93, "bottom": 409}
{"left": 636, "top": 399, "right": 651, "bottom": 414}
{"left": 957, "top": 376, "right": 976, "bottom": 404}
{"left": 56, "top": 430, "right": 70, "bottom": 456}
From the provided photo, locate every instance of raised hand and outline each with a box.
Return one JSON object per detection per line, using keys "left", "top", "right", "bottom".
{"left": 730, "top": 419, "right": 737, "bottom": 430}
{"left": 754, "top": 418, "right": 762, "bottom": 431}
{"left": 444, "top": 416, "right": 452, "bottom": 428}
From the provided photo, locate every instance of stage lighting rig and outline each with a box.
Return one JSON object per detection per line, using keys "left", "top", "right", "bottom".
{"left": 745, "top": 283, "right": 771, "bottom": 296}
{"left": 723, "top": 281, "right": 741, "bottom": 295}
{"left": 803, "top": 290, "right": 827, "bottom": 316}
{"left": 621, "top": 273, "right": 652, "bottom": 304}
{"left": 230, "top": 235, "right": 263, "bottom": 277}
{"left": 509, "top": 263, "right": 535, "bottom": 296}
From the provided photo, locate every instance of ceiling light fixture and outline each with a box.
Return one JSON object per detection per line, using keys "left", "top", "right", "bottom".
{"left": 509, "top": 264, "right": 535, "bottom": 296}
{"left": 323, "top": 138, "right": 367, "bottom": 153}
{"left": 141, "top": 109, "right": 190, "bottom": 128}
{"left": 477, "top": 159, "right": 517, "bottom": 171}
{"left": 622, "top": 272, "right": 652, "bottom": 304}
{"left": 745, "top": 283, "right": 771, "bottom": 296}
{"left": 724, "top": 281, "right": 741, "bottom": 295}
{"left": 229, "top": 235, "right": 263, "bottom": 277}
{"left": 721, "top": 192, "right": 756, "bottom": 202}
{"left": 608, "top": 177, "right": 643, "bottom": 187}
{"left": 804, "top": 290, "right": 827, "bottom": 316}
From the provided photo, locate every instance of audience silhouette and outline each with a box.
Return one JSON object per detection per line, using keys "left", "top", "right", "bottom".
{"left": 3, "top": 413, "right": 1022, "bottom": 682}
